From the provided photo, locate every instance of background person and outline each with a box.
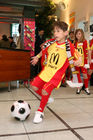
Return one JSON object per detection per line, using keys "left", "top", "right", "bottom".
{"left": 0, "top": 34, "right": 10, "bottom": 48}
{"left": 74, "top": 29, "right": 90, "bottom": 95}
{"left": 34, "top": 28, "right": 46, "bottom": 76}
{"left": 68, "top": 30, "right": 75, "bottom": 44}
{"left": 87, "top": 38, "right": 93, "bottom": 85}
{"left": 8, "top": 36, "right": 17, "bottom": 49}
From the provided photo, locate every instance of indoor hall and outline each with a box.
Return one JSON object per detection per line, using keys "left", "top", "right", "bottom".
{"left": 0, "top": 0, "right": 93, "bottom": 140}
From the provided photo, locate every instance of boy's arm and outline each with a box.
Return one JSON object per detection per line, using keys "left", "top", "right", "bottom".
{"left": 31, "top": 51, "right": 42, "bottom": 65}
{"left": 31, "top": 39, "right": 50, "bottom": 65}
{"left": 31, "top": 44, "right": 49, "bottom": 65}
{"left": 31, "top": 38, "right": 55, "bottom": 65}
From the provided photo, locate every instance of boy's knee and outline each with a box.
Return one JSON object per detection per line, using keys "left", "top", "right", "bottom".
{"left": 42, "top": 89, "right": 48, "bottom": 96}
{"left": 31, "top": 85, "right": 38, "bottom": 91}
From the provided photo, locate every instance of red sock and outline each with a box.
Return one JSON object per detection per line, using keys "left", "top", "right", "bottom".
{"left": 38, "top": 94, "right": 50, "bottom": 112}
{"left": 84, "top": 78, "right": 88, "bottom": 88}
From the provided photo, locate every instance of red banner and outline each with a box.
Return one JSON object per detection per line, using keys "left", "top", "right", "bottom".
{"left": 24, "top": 18, "right": 35, "bottom": 57}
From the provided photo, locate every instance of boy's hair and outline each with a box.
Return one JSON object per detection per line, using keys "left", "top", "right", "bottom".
{"left": 38, "top": 28, "right": 44, "bottom": 32}
{"left": 75, "top": 29, "right": 85, "bottom": 42}
{"left": 53, "top": 21, "right": 68, "bottom": 31}
{"left": 69, "top": 30, "right": 74, "bottom": 35}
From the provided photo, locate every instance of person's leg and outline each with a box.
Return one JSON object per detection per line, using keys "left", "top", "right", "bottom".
{"left": 60, "top": 75, "right": 66, "bottom": 87}
{"left": 33, "top": 82, "right": 55, "bottom": 123}
{"left": 75, "top": 67, "right": 82, "bottom": 83}
{"left": 67, "top": 66, "right": 72, "bottom": 80}
{"left": 81, "top": 67, "right": 90, "bottom": 95}
{"left": 88, "top": 63, "right": 93, "bottom": 81}
{"left": 31, "top": 76, "right": 45, "bottom": 96}
{"left": 75, "top": 67, "right": 82, "bottom": 94}
{"left": 81, "top": 67, "right": 88, "bottom": 88}
{"left": 38, "top": 83, "right": 55, "bottom": 112}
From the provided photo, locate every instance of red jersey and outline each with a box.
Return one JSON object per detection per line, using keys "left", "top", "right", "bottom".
{"left": 39, "top": 41, "right": 80, "bottom": 87}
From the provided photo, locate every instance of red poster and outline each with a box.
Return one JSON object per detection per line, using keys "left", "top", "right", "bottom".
{"left": 24, "top": 18, "right": 35, "bottom": 57}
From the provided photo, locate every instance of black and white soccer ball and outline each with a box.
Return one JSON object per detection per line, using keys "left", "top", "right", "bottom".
{"left": 11, "top": 100, "right": 31, "bottom": 121}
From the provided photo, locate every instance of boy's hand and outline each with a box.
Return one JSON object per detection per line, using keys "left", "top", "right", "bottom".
{"left": 30, "top": 56, "right": 39, "bottom": 65}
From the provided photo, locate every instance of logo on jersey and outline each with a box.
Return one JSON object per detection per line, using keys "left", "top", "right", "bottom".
{"left": 49, "top": 53, "right": 59, "bottom": 65}
{"left": 48, "top": 53, "right": 59, "bottom": 69}
{"left": 77, "top": 47, "right": 83, "bottom": 55}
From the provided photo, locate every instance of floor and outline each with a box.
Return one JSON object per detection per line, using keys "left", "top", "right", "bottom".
{"left": 0, "top": 84, "right": 93, "bottom": 140}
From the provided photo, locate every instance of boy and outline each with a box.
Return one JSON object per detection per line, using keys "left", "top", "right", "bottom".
{"left": 31, "top": 21, "right": 82, "bottom": 124}
{"left": 68, "top": 30, "right": 75, "bottom": 44}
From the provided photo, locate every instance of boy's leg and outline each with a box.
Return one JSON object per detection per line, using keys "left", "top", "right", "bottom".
{"left": 38, "top": 83, "right": 55, "bottom": 112}
{"left": 33, "top": 82, "right": 55, "bottom": 123}
{"left": 31, "top": 76, "right": 45, "bottom": 96}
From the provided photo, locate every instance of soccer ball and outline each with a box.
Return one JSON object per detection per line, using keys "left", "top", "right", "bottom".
{"left": 11, "top": 100, "right": 31, "bottom": 121}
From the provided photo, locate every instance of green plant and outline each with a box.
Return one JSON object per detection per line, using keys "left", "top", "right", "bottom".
{"left": 35, "top": 0, "right": 56, "bottom": 38}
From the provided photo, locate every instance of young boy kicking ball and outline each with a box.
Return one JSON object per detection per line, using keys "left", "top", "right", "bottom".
{"left": 31, "top": 21, "right": 82, "bottom": 124}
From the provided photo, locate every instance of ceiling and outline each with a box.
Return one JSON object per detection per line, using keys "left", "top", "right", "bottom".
{"left": 0, "top": 0, "right": 43, "bottom": 23}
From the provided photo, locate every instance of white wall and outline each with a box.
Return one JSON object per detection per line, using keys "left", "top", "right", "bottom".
{"left": 54, "top": 0, "right": 93, "bottom": 40}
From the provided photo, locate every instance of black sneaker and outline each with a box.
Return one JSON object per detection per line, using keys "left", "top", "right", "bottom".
{"left": 81, "top": 84, "right": 85, "bottom": 90}
{"left": 84, "top": 88, "right": 90, "bottom": 95}
{"left": 76, "top": 88, "right": 82, "bottom": 94}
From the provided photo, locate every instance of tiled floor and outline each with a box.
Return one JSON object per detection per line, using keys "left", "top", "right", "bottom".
{"left": 0, "top": 84, "right": 93, "bottom": 140}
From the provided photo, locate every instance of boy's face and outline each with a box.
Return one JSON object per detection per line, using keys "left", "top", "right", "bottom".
{"left": 53, "top": 26, "right": 68, "bottom": 43}
{"left": 69, "top": 32, "right": 74, "bottom": 39}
